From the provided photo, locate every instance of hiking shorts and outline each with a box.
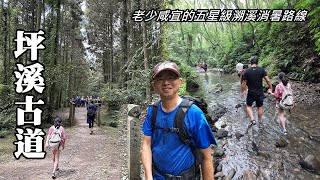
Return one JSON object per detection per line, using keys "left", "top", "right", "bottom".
{"left": 246, "top": 94, "right": 264, "bottom": 107}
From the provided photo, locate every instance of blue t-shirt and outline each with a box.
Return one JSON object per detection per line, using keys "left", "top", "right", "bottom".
{"left": 86, "top": 104, "right": 98, "bottom": 111}
{"left": 142, "top": 100, "right": 217, "bottom": 179}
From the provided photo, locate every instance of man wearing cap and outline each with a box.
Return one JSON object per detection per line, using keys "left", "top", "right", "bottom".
{"left": 142, "top": 61, "right": 217, "bottom": 180}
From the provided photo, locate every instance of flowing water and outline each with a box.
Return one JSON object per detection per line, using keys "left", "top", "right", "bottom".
{"left": 192, "top": 68, "right": 320, "bottom": 179}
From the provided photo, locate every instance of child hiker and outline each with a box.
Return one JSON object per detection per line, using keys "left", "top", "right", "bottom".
{"left": 45, "top": 116, "right": 66, "bottom": 179}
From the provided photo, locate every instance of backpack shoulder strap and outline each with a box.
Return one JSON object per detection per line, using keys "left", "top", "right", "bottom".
{"left": 151, "top": 100, "right": 161, "bottom": 130}
{"left": 174, "top": 99, "right": 193, "bottom": 145}
{"left": 174, "top": 98, "right": 202, "bottom": 164}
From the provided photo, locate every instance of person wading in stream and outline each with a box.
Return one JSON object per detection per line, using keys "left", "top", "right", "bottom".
{"left": 241, "top": 56, "right": 273, "bottom": 128}
{"left": 269, "top": 72, "right": 294, "bottom": 135}
{"left": 142, "top": 61, "right": 217, "bottom": 180}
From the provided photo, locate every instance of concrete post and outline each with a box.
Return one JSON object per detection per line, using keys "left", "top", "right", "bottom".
{"left": 127, "top": 104, "right": 141, "bottom": 180}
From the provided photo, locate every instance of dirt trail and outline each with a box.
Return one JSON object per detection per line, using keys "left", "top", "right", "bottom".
{"left": 0, "top": 107, "right": 123, "bottom": 180}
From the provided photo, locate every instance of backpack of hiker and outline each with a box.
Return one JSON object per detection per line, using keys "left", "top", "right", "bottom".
{"left": 279, "top": 83, "right": 294, "bottom": 109}
{"left": 49, "top": 126, "right": 62, "bottom": 150}
{"left": 87, "top": 105, "right": 96, "bottom": 117}
{"left": 150, "top": 95, "right": 208, "bottom": 168}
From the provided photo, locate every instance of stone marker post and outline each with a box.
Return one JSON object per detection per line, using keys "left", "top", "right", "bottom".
{"left": 127, "top": 104, "right": 141, "bottom": 180}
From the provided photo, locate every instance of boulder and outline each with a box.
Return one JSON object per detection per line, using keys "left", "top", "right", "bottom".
{"left": 275, "top": 138, "right": 288, "bottom": 148}
{"left": 235, "top": 131, "right": 244, "bottom": 140}
{"left": 225, "top": 168, "right": 236, "bottom": 180}
{"left": 217, "top": 129, "right": 229, "bottom": 139}
{"left": 221, "top": 123, "right": 227, "bottom": 128}
{"left": 300, "top": 155, "right": 320, "bottom": 174}
{"left": 213, "top": 158, "right": 221, "bottom": 173}
{"left": 243, "top": 170, "right": 257, "bottom": 180}
{"left": 214, "top": 172, "right": 224, "bottom": 179}
{"left": 216, "top": 163, "right": 222, "bottom": 173}
{"left": 214, "top": 147, "right": 225, "bottom": 157}
{"left": 209, "top": 103, "right": 228, "bottom": 121}
{"left": 186, "top": 79, "right": 200, "bottom": 92}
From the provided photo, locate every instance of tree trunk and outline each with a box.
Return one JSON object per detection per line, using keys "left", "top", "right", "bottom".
{"left": 109, "top": 8, "right": 114, "bottom": 87}
{"left": 2, "top": 3, "right": 8, "bottom": 84}
{"left": 121, "top": 0, "right": 128, "bottom": 89}
{"left": 142, "top": 0, "right": 150, "bottom": 102}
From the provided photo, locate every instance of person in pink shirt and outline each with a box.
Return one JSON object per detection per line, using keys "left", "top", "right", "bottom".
{"left": 269, "top": 72, "right": 293, "bottom": 135}
{"left": 45, "top": 116, "right": 66, "bottom": 179}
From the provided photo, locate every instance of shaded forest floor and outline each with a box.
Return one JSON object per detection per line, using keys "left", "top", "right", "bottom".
{"left": 0, "top": 107, "right": 124, "bottom": 180}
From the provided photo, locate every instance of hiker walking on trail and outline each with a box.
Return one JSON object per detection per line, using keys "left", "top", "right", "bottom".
{"left": 142, "top": 61, "right": 217, "bottom": 180}
{"left": 87, "top": 101, "right": 97, "bottom": 134}
{"left": 45, "top": 116, "right": 66, "bottom": 179}
{"left": 241, "top": 56, "right": 273, "bottom": 127}
{"left": 269, "top": 72, "right": 294, "bottom": 135}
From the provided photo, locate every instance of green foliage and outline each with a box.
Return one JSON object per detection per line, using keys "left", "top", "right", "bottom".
{"left": 178, "top": 81, "right": 188, "bottom": 96}
{"left": 102, "top": 69, "right": 151, "bottom": 108}
{"left": 0, "top": 108, "right": 16, "bottom": 137}
{"left": 164, "top": 0, "right": 320, "bottom": 82}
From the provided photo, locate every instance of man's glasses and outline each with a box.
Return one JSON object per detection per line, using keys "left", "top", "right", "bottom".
{"left": 153, "top": 75, "right": 179, "bottom": 82}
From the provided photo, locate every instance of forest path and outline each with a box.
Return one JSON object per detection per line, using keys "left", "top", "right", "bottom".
{"left": 0, "top": 107, "right": 123, "bottom": 180}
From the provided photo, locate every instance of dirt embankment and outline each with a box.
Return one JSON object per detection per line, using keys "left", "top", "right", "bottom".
{"left": 291, "top": 81, "right": 320, "bottom": 107}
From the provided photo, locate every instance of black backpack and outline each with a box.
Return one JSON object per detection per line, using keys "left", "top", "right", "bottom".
{"left": 87, "top": 105, "right": 95, "bottom": 117}
{"left": 151, "top": 96, "right": 205, "bottom": 166}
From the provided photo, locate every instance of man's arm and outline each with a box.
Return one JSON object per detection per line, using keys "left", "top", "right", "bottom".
{"left": 264, "top": 76, "right": 273, "bottom": 93}
{"left": 199, "top": 147, "right": 214, "bottom": 180}
{"left": 142, "top": 135, "right": 153, "bottom": 180}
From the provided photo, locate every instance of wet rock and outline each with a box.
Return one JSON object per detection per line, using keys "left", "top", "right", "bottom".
{"left": 282, "top": 150, "right": 290, "bottom": 158}
{"left": 214, "top": 147, "right": 225, "bottom": 157}
{"left": 213, "top": 158, "right": 221, "bottom": 172}
{"left": 275, "top": 138, "right": 288, "bottom": 148}
{"left": 217, "top": 129, "right": 229, "bottom": 139}
{"left": 211, "top": 125, "right": 218, "bottom": 132}
{"left": 309, "top": 135, "right": 320, "bottom": 142}
{"left": 242, "top": 170, "right": 257, "bottom": 180}
{"left": 211, "top": 116, "right": 219, "bottom": 124}
{"left": 300, "top": 155, "right": 320, "bottom": 174}
{"left": 214, "top": 172, "right": 224, "bottom": 179}
{"left": 235, "top": 103, "right": 242, "bottom": 109}
{"left": 221, "top": 123, "right": 227, "bottom": 128}
{"left": 316, "top": 175, "right": 320, "bottom": 179}
{"left": 293, "top": 168, "right": 300, "bottom": 172}
{"left": 257, "top": 151, "right": 271, "bottom": 159}
{"left": 235, "top": 131, "right": 244, "bottom": 140}
{"left": 186, "top": 79, "right": 200, "bottom": 92}
{"left": 218, "top": 139, "right": 227, "bottom": 147}
{"left": 225, "top": 168, "right": 236, "bottom": 180}
{"left": 209, "top": 103, "right": 228, "bottom": 121}
{"left": 216, "top": 163, "right": 222, "bottom": 173}
{"left": 251, "top": 141, "right": 259, "bottom": 153}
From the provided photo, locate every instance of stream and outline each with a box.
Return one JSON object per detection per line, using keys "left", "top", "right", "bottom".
{"left": 192, "top": 68, "right": 320, "bottom": 179}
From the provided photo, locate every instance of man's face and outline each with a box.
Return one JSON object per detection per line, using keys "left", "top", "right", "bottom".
{"left": 152, "top": 70, "right": 182, "bottom": 99}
